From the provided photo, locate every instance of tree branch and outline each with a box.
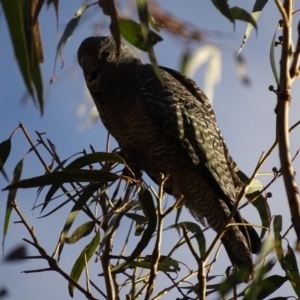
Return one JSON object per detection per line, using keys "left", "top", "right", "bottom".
{"left": 275, "top": 0, "right": 300, "bottom": 248}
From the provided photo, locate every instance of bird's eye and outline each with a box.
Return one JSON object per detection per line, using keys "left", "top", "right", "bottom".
{"left": 102, "top": 50, "right": 111, "bottom": 59}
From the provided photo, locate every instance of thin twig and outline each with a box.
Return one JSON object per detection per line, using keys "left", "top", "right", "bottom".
{"left": 145, "top": 174, "right": 167, "bottom": 299}
{"left": 182, "top": 226, "right": 206, "bottom": 300}
{"left": 11, "top": 200, "right": 98, "bottom": 300}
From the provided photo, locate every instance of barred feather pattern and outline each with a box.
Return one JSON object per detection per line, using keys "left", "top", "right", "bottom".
{"left": 78, "top": 36, "right": 260, "bottom": 279}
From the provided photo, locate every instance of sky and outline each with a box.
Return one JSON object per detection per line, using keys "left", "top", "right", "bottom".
{"left": 1, "top": 0, "right": 300, "bottom": 299}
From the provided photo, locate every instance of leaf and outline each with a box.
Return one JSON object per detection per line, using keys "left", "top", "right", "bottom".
{"left": 166, "top": 221, "right": 206, "bottom": 257}
{"left": 57, "top": 183, "right": 103, "bottom": 260}
{"left": 47, "top": 0, "right": 59, "bottom": 31}
{"left": 185, "top": 44, "right": 221, "bottom": 102}
{"left": 284, "top": 245, "right": 300, "bottom": 297}
{"left": 211, "top": 0, "right": 233, "bottom": 23}
{"left": 1, "top": 0, "right": 44, "bottom": 113}
{"left": 3, "top": 244, "right": 27, "bottom": 262}
{"left": 235, "top": 53, "right": 251, "bottom": 85}
{"left": 119, "top": 18, "right": 162, "bottom": 51}
{"left": 180, "top": 51, "right": 191, "bottom": 75}
{"left": 40, "top": 152, "right": 121, "bottom": 212}
{"left": 230, "top": 7, "right": 257, "bottom": 30}
{"left": 219, "top": 266, "right": 253, "bottom": 297}
{"left": 125, "top": 213, "right": 148, "bottom": 224}
{"left": 3, "top": 169, "right": 119, "bottom": 190}
{"left": 244, "top": 260, "right": 276, "bottom": 300}
{"left": 256, "top": 275, "right": 288, "bottom": 300}
{"left": 66, "top": 152, "right": 124, "bottom": 169}
{"left": 237, "top": 170, "right": 271, "bottom": 238}
{"left": 237, "top": 0, "right": 268, "bottom": 55}
{"left": 270, "top": 23, "right": 280, "bottom": 86}
{"left": 65, "top": 221, "right": 95, "bottom": 244}
{"left": 0, "top": 137, "right": 12, "bottom": 173}
{"left": 3, "top": 159, "right": 24, "bottom": 250}
{"left": 136, "top": 0, "right": 164, "bottom": 85}
{"left": 68, "top": 232, "right": 100, "bottom": 297}
{"left": 51, "top": 4, "right": 87, "bottom": 82}
{"left": 273, "top": 215, "right": 285, "bottom": 268}
{"left": 132, "top": 255, "right": 180, "bottom": 272}
{"left": 111, "top": 187, "right": 157, "bottom": 273}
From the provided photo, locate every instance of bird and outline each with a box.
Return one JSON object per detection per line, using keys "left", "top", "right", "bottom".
{"left": 77, "top": 36, "right": 261, "bottom": 279}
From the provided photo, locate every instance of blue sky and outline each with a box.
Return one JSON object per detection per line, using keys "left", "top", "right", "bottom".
{"left": 1, "top": 1, "right": 300, "bottom": 299}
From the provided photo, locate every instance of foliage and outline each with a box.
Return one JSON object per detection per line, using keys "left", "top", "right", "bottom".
{"left": 1, "top": 0, "right": 300, "bottom": 299}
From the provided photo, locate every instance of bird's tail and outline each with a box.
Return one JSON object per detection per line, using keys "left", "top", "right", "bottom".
{"left": 220, "top": 214, "right": 261, "bottom": 281}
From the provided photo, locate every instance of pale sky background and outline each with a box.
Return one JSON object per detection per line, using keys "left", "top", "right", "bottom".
{"left": 1, "top": 1, "right": 300, "bottom": 299}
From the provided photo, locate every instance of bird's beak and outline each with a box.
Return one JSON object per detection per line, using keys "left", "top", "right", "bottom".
{"left": 80, "top": 54, "right": 99, "bottom": 73}
{"left": 80, "top": 54, "right": 101, "bottom": 92}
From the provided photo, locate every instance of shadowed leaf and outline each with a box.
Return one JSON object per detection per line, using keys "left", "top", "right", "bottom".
{"left": 65, "top": 221, "right": 95, "bottom": 244}
{"left": 3, "top": 169, "right": 119, "bottom": 190}
{"left": 3, "top": 245, "right": 27, "bottom": 262}
{"left": 284, "top": 245, "right": 300, "bottom": 297}
{"left": 256, "top": 275, "right": 288, "bottom": 300}
{"left": 51, "top": 4, "right": 87, "bottom": 82}
{"left": 119, "top": 18, "right": 162, "bottom": 51}
{"left": 136, "top": 0, "right": 164, "bottom": 85}
{"left": 0, "top": 138, "right": 11, "bottom": 174}
{"left": 111, "top": 187, "right": 157, "bottom": 273}
{"left": 1, "top": 0, "right": 44, "bottom": 113}
{"left": 166, "top": 221, "right": 206, "bottom": 257}
{"left": 3, "top": 159, "right": 24, "bottom": 249}
{"left": 68, "top": 232, "right": 100, "bottom": 297}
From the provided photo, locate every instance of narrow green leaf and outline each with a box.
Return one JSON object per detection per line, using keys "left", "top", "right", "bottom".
{"left": 0, "top": 138, "right": 11, "bottom": 172}
{"left": 230, "top": 7, "right": 257, "bottom": 30}
{"left": 180, "top": 51, "right": 192, "bottom": 75}
{"left": 237, "top": 170, "right": 271, "bottom": 238}
{"left": 3, "top": 159, "right": 24, "bottom": 250}
{"left": 166, "top": 221, "right": 206, "bottom": 257}
{"left": 66, "top": 152, "right": 124, "bottom": 169}
{"left": 273, "top": 215, "right": 284, "bottom": 268}
{"left": 125, "top": 213, "right": 148, "bottom": 224}
{"left": 136, "top": 0, "right": 164, "bottom": 85}
{"left": 256, "top": 275, "right": 288, "bottom": 300}
{"left": 111, "top": 187, "right": 157, "bottom": 273}
{"left": 119, "top": 18, "right": 162, "bottom": 51}
{"left": 131, "top": 255, "right": 180, "bottom": 272}
{"left": 244, "top": 259, "right": 276, "bottom": 300}
{"left": 284, "top": 245, "right": 300, "bottom": 297}
{"left": 3, "top": 169, "right": 119, "bottom": 190}
{"left": 65, "top": 221, "right": 95, "bottom": 244}
{"left": 68, "top": 232, "right": 100, "bottom": 297}
{"left": 52, "top": 4, "right": 88, "bottom": 80}
{"left": 57, "top": 183, "right": 102, "bottom": 260}
{"left": 30, "top": 46, "right": 44, "bottom": 114}
{"left": 128, "top": 187, "right": 157, "bottom": 259}
{"left": 0, "top": 0, "right": 34, "bottom": 100}
{"left": 219, "top": 267, "right": 252, "bottom": 297}
{"left": 237, "top": 0, "right": 268, "bottom": 55}
{"left": 148, "top": 12, "right": 160, "bottom": 31}
{"left": 270, "top": 24, "right": 280, "bottom": 86}
{"left": 211, "top": 0, "right": 233, "bottom": 23}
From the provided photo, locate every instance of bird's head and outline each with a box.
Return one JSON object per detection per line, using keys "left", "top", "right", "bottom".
{"left": 78, "top": 36, "right": 142, "bottom": 92}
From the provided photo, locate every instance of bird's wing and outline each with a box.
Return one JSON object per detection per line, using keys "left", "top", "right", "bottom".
{"left": 141, "top": 65, "right": 237, "bottom": 202}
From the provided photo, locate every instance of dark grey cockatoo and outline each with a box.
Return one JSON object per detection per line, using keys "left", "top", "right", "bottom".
{"left": 77, "top": 36, "right": 261, "bottom": 279}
